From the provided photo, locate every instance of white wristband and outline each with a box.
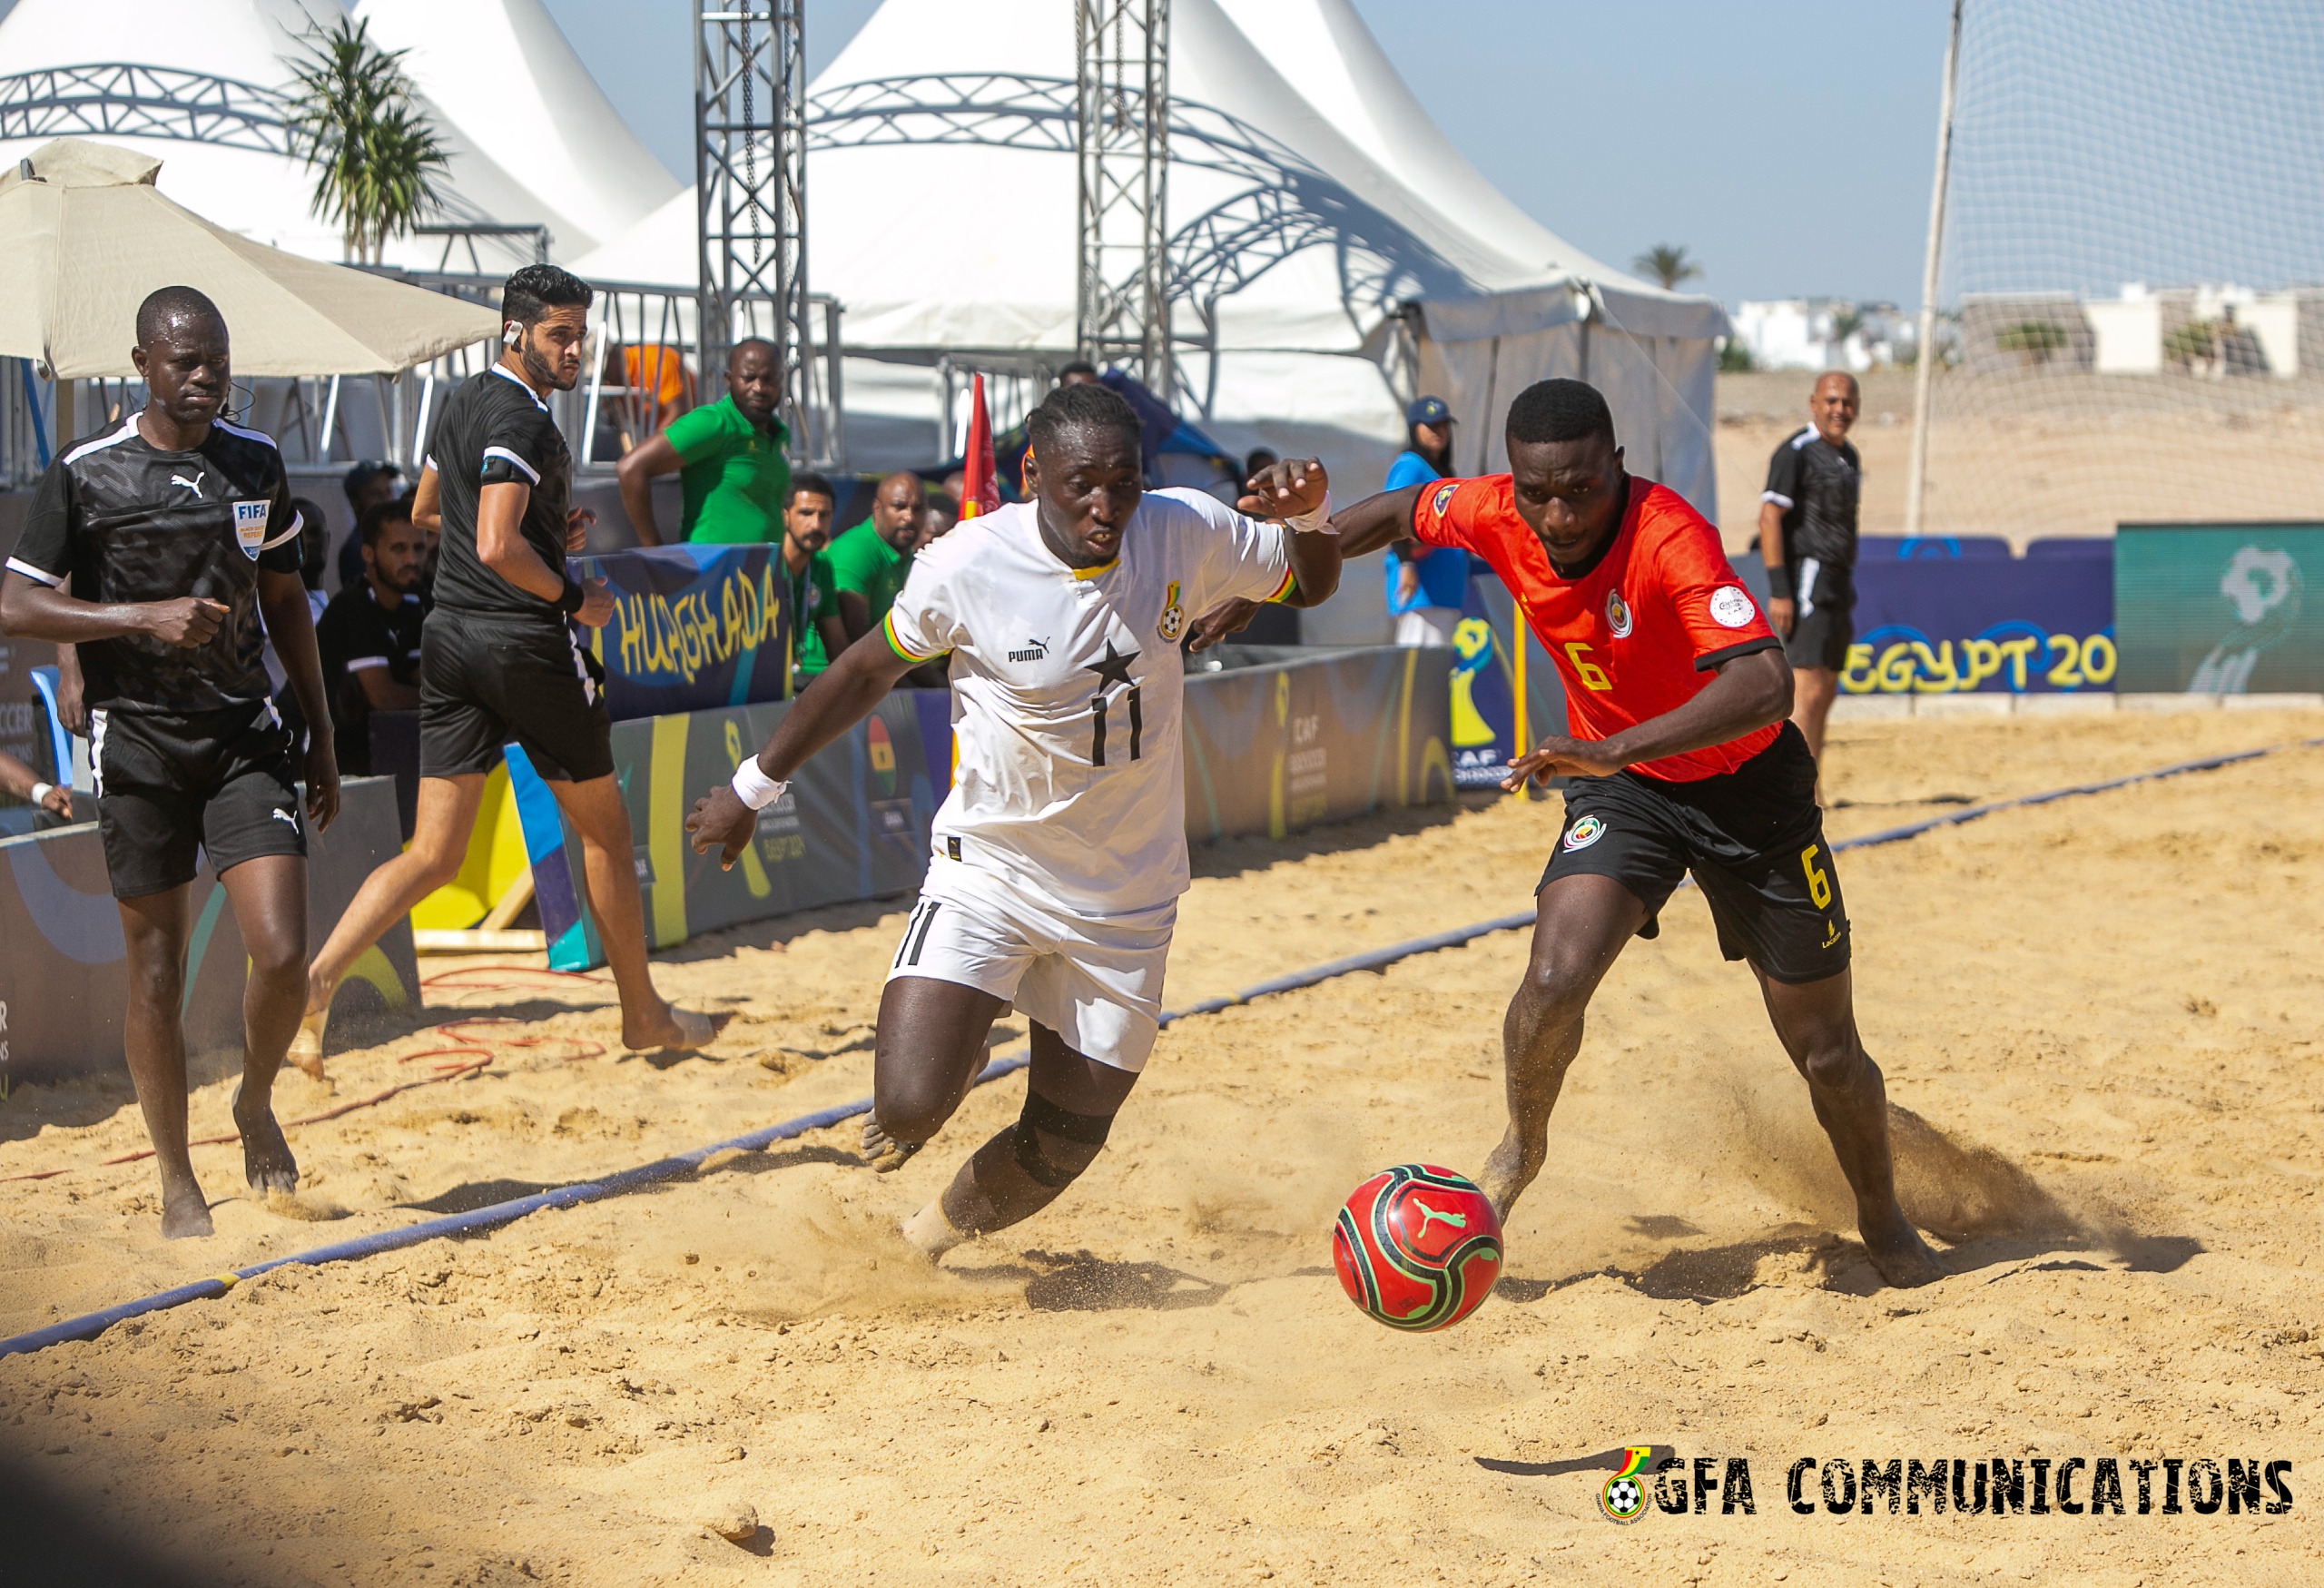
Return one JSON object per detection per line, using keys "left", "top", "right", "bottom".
{"left": 730, "top": 757, "right": 789, "bottom": 812}
{"left": 27, "top": 781, "right": 54, "bottom": 807}
{"left": 1286, "top": 492, "right": 1334, "bottom": 534}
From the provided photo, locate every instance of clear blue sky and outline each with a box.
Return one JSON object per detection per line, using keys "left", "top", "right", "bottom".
{"left": 541, "top": 0, "right": 1955, "bottom": 306}
{"left": 0, "top": 0, "right": 1951, "bottom": 302}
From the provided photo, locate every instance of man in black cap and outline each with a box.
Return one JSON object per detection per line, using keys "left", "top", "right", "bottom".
{"left": 1382, "top": 396, "right": 1466, "bottom": 646}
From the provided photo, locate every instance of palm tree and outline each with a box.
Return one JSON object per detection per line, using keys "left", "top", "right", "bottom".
{"left": 283, "top": 18, "right": 448, "bottom": 263}
{"left": 1632, "top": 244, "right": 1702, "bottom": 291}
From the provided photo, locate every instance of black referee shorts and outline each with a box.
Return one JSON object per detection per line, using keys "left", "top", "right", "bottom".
{"left": 419, "top": 611, "right": 614, "bottom": 783}
{"left": 91, "top": 700, "right": 306, "bottom": 900}
{"left": 1540, "top": 723, "right": 1849, "bottom": 984}
{"left": 1785, "top": 569, "right": 1855, "bottom": 673}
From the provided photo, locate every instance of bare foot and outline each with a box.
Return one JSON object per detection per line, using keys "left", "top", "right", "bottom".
{"left": 160, "top": 1183, "right": 214, "bottom": 1239}
{"left": 859, "top": 1117, "right": 921, "bottom": 1174}
{"left": 623, "top": 1006, "right": 717, "bottom": 1053}
{"left": 1473, "top": 1137, "right": 1541, "bottom": 1225}
{"left": 231, "top": 1085, "right": 300, "bottom": 1196}
{"left": 287, "top": 1006, "right": 329, "bottom": 1081}
{"left": 1858, "top": 1201, "right": 1945, "bottom": 1288}
{"left": 900, "top": 1198, "right": 965, "bottom": 1260}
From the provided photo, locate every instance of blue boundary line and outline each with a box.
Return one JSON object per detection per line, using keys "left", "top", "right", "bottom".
{"left": 4, "top": 735, "right": 2317, "bottom": 1361}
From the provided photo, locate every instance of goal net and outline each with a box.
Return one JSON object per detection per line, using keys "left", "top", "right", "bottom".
{"left": 1916, "top": 0, "right": 2324, "bottom": 545}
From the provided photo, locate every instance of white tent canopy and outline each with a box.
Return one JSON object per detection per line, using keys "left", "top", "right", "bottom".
{"left": 0, "top": 139, "right": 501, "bottom": 379}
{"left": 575, "top": 0, "right": 1723, "bottom": 508}
{"left": 352, "top": 0, "right": 677, "bottom": 255}
{"left": 0, "top": 0, "right": 660, "bottom": 268}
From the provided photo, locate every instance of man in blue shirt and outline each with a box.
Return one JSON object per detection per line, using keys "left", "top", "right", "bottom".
{"left": 1382, "top": 396, "right": 1467, "bottom": 646}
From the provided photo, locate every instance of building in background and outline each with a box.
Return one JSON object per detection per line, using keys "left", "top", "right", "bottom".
{"left": 1730, "top": 299, "right": 1915, "bottom": 372}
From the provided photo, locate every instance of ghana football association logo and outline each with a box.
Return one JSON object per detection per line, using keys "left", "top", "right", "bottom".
{"left": 1600, "top": 1445, "right": 1656, "bottom": 1524}
{"left": 1604, "top": 587, "right": 1634, "bottom": 638}
{"left": 1157, "top": 579, "right": 1185, "bottom": 641}
{"left": 1561, "top": 814, "right": 1606, "bottom": 851}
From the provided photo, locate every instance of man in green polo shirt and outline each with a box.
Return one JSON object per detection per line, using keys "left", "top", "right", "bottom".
{"left": 615, "top": 339, "right": 791, "bottom": 546}
{"left": 826, "top": 470, "right": 924, "bottom": 642}
{"left": 782, "top": 472, "right": 849, "bottom": 690}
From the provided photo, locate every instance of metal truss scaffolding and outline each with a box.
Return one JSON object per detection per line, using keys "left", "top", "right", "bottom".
{"left": 695, "top": 0, "right": 828, "bottom": 459}
{"left": 1075, "top": 0, "right": 1171, "bottom": 394}
{"left": 0, "top": 64, "right": 290, "bottom": 152}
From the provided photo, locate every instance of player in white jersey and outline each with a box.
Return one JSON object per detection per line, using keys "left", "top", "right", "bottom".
{"left": 687, "top": 382, "right": 1341, "bottom": 1256}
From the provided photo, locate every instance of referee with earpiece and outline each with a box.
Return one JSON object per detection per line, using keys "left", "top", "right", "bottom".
{"left": 296, "top": 266, "right": 712, "bottom": 1071}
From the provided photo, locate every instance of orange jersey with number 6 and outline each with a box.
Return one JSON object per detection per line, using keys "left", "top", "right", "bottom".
{"left": 1410, "top": 474, "right": 1781, "bottom": 782}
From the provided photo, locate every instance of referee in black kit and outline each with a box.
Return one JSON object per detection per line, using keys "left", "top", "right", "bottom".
{"left": 297, "top": 265, "right": 710, "bottom": 1070}
{"left": 1758, "top": 371, "right": 1862, "bottom": 798}
{"left": 0, "top": 287, "right": 339, "bottom": 1238}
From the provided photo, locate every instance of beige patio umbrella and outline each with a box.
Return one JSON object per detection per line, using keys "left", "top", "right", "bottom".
{"left": 0, "top": 139, "right": 501, "bottom": 379}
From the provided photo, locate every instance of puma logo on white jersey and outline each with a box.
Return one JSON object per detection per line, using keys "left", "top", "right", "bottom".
{"left": 169, "top": 471, "right": 206, "bottom": 498}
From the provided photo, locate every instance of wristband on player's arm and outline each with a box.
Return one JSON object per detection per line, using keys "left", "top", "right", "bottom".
{"left": 1763, "top": 563, "right": 1794, "bottom": 600}
{"left": 1285, "top": 492, "right": 1333, "bottom": 534}
{"left": 556, "top": 575, "right": 586, "bottom": 615}
{"left": 730, "top": 755, "right": 789, "bottom": 811}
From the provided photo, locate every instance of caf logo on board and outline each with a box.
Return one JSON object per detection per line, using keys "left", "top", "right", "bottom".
{"left": 1605, "top": 587, "right": 1634, "bottom": 638}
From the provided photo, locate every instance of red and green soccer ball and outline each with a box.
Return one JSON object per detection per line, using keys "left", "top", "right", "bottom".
{"left": 1332, "top": 1164, "right": 1503, "bottom": 1331}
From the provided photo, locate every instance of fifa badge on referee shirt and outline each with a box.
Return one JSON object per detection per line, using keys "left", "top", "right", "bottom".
{"left": 1605, "top": 587, "right": 1634, "bottom": 638}
{"left": 232, "top": 500, "right": 271, "bottom": 560}
{"left": 1158, "top": 580, "right": 1185, "bottom": 641}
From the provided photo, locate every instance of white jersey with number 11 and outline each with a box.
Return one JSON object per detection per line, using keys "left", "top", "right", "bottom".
{"left": 881, "top": 488, "right": 1295, "bottom": 916}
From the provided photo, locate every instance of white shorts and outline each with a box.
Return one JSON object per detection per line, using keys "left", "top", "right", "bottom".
{"left": 886, "top": 859, "right": 1177, "bottom": 1072}
{"left": 1395, "top": 607, "right": 1461, "bottom": 648}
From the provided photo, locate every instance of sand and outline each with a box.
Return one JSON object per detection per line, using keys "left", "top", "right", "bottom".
{"left": 4, "top": 707, "right": 2322, "bottom": 1584}
{"left": 1712, "top": 369, "right": 2324, "bottom": 548}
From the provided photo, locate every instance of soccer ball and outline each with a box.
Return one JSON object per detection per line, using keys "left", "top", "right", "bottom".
{"left": 1600, "top": 1474, "right": 1647, "bottom": 1523}
{"left": 1331, "top": 1164, "right": 1503, "bottom": 1331}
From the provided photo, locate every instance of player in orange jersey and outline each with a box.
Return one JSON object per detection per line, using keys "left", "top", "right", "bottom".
{"left": 1196, "top": 379, "right": 1941, "bottom": 1287}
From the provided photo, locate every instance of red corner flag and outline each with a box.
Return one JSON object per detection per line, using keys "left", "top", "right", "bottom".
{"left": 960, "top": 372, "right": 999, "bottom": 518}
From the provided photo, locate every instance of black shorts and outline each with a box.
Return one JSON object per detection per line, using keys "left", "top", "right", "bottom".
{"left": 1784, "top": 567, "right": 1855, "bottom": 672}
{"left": 90, "top": 700, "right": 306, "bottom": 900}
{"left": 1540, "top": 722, "right": 1849, "bottom": 984}
{"left": 419, "top": 610, "right": 613, "bottom": 783}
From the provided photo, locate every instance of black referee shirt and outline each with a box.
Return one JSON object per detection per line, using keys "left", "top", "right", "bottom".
{"left": 422, "top": 365, "right": 574, "bottom": 622}
{"left": 1762, "top": 425, "right": 1862, "bottom": 572}
{"left": 316, "top": 585, "right": 423, "bottom": 773}
{"left": 7, "top": 416, "right": 301, "bottom": 715}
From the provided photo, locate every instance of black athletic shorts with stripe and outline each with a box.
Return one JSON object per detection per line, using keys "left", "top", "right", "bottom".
{"left": 1784, "top": 561, "right": 1856, "bottom": 673}
{"left": 418, "top": 611, "right": 614, "bottom": 783}
{"left": 91, "top": 699, "right": 306, "bottom": 900}
{"left": 1540, "top": 721, "right": 1849, "bottom": 984}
